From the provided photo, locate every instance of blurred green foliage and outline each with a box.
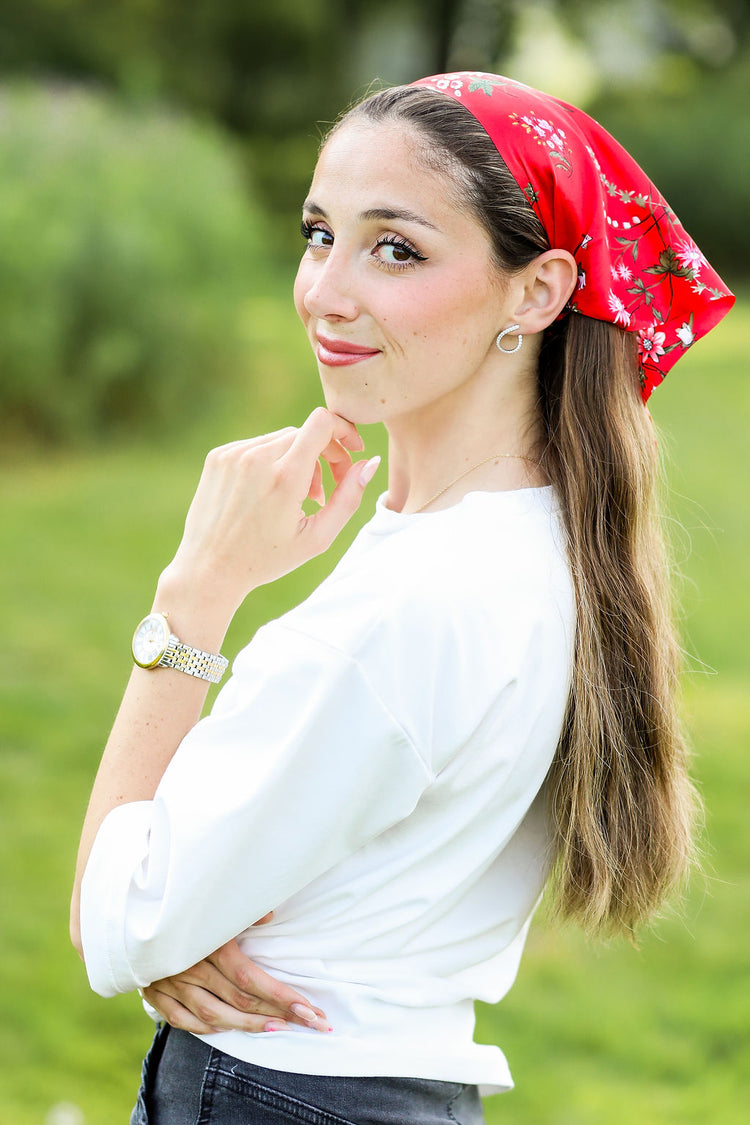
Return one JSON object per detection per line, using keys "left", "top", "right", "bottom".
{"left": 0, "top": 83, "right": 261, "bottom": 445}
{"left": 1, "top": 0, "right": 748, "bottom": 254}
{"left": 0, "top": 0, "right": 443, "bottom": 223}
{"left": 0, "top": 1, "right": 747, "bottom": 450}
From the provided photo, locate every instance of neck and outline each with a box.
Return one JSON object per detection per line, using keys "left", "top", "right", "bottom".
{"left": 384, "top": 366, "right": 544, "bottom": 513}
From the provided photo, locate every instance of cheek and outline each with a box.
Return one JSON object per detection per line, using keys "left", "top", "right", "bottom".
{"left": 388, "top": 281, "right": 452, "bottom": 337}
{"left": 414, "top": 280, "right": 486, "bottom": 346}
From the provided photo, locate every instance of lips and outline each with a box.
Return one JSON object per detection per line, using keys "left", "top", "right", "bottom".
{"left": 316, "top": 334, "right": 381, "bottom": 367}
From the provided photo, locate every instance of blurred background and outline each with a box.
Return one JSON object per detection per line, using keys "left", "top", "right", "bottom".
{"left": 1, "top": 1, "right": 747, "bottom": 1122}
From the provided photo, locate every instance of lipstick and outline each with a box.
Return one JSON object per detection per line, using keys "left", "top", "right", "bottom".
{"left": 316, "top": 334, "right": 381, "bottom": 367}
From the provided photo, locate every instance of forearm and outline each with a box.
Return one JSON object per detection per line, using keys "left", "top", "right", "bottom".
{"left": 70, "top": 573, "right": 235, "bottom": 956}
{"left": 69, "top": 409, "right": 374, "bottom": 961}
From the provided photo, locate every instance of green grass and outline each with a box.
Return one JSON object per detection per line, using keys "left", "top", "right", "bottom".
{"left": 1, "top": 295, "right": 747, "bottom": 1123}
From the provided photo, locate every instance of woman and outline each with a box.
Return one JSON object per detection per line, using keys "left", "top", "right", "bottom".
{"left": 71, "top": 73, "right": 734, "bottom": 1123}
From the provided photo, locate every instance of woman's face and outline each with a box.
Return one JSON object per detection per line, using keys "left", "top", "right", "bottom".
{"left": 293, "top": 119, "right": 512, "bottom": 428}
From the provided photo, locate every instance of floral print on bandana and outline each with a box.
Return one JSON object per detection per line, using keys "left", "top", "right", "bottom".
{"left": 510, "top": 111, "right": 573, "bottom": 175}
{"left": 412, "top": 71, "right": 734, "bottom": 400}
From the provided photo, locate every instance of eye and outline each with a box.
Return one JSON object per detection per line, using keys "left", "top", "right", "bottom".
{"left": 300, "top": 219, "right": 333, "bottom": 249}
{"left": 374, "top": 236, "right": 427, "bottom": 270}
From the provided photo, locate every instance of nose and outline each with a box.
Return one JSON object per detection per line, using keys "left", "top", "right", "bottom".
{"left": 300, "top": 249, "right": 359, "bottom": 323}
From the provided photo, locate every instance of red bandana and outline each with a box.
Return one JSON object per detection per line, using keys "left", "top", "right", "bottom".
{"left": 411, "top": 72, "right": 734, "bottom": 401}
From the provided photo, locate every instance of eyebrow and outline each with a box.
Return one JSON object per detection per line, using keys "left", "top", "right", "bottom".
{"left": 303, "top": 200, "right": 440, "bottom": 232}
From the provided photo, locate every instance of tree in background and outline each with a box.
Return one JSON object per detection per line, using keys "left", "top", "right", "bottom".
{"left": 2, "top": 1, "right": 747, "bottom": 235}
{"left": 3, "top": 0, "right": 745, "bottom": 228}
{"left": 0, "top": 0, "right": 745, "bottom": 444}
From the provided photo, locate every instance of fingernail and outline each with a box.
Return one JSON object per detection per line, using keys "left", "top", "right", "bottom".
{"left": 290, "top": 1003, "right": 318, "bottom": 1022}
{"left": 358, "top": 456, "right": 380, "bottom": 487}
{"left": 264, "top": 1020, "right": 286, "bottom": 1032}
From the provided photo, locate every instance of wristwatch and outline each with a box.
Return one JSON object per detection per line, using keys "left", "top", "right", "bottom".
{"left": 131, "top": 612, "right": 229, "bottom": 684}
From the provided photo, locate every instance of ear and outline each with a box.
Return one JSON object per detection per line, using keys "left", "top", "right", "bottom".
{"left": 512, "top": 249, "right": 578, "bottom": 335}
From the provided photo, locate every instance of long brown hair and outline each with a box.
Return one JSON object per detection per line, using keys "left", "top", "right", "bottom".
{"left": 341, "top": 86, "right": 698, "bottom": 937}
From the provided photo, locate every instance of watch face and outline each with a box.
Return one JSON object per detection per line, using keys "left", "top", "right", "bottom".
{"left": 132, "top": 613, "right": 170, "bottom": 668}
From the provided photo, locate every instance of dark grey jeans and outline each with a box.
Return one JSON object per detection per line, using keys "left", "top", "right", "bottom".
{"left": 131, "top": 1024, "right": 486, "bottom": 1125}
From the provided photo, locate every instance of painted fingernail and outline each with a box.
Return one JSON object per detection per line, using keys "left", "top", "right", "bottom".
{"left": 290, "top": 1003, "right": 318, "bottom": 1023}
{"left": 358, "top": 456, "right": 381, "bottom": 487}
{"left": 264, "top": 1021, "right": 287, "bottom": 1032}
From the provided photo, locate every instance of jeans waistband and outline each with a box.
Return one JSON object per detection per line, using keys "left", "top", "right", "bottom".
{"left": 132, "top": 1024, "right": 486, "bottom": 1125}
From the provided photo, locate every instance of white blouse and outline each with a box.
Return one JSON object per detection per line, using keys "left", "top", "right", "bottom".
{"left": 81, "top": 486, "right": 575, "bottom": 1094}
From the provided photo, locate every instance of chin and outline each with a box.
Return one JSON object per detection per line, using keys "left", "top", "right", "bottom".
{"left": 320, "top": 389, "right": 386, "bottom": 427}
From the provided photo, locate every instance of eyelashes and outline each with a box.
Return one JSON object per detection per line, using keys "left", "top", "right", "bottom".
{"left": 300, "top": 219, "right": 333, "bottom": 248}
{"left": 299, "top": 220, "right": 428, "bottom": 270}
{"left": 377, "top": 235, "right": 428, "bottom": 266}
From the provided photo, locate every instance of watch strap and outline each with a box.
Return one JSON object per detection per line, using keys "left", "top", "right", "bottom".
{"left": 159, "top": 635, "right": 229, "bottom": 684}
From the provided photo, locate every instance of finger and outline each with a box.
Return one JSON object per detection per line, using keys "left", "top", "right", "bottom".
{"left": 146, "top": 983, "right": 282, "bottom": 1034}
{"left": 209, "top": 940, "right": 331, "bottom": 1028}
{"left": 201, "top": 432, "right": 298, "bottom": 484}
{"left": 300, "top": 456, "right": 381, "bottom": 556}
{"left": 196, "top": 432, "right": 297, "bottom": 498}
{"left": 167, "top": 960, "right": 248, "bottom": 1002}
{"left": 157, "top": 973, "right": 327, "bottom": 1032}
{"left": 156, "top": 957, "right": 331, "bottom": 1031}
{"left": 327, "top": 413, "right": 364, "bottom": 452}
{"left": 249, "top": 427, "right": 297, "bottom": 448}
{"left": 229, "top": 417, "right": 361, "bottom": 456}
{"left": 283, "top": 408, "right": 361, "bottom": 474}
{"left": 148, "top": 972, "right": 270, "bottom": 1021}
{"left": 179, "top": 982, "right": 288, "bottom": 1032}
{"left": 320, "top": 438, "right": 354, "bottom": 487}
{"left": 212, "top": 427, "right": 298, "bottom": 455}
{"left": 308, "top": 460, "right": 325, "bottom": 506}
{"left": 141, "top": 985, "right": 220, "bottom": 1035}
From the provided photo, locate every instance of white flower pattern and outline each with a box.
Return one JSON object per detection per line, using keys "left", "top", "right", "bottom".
{"left": 676, "top": 322, "right": 695, "bottom": 348}
{"left": 608, "top": 290, "right": 632, "bottom": 327}
{"left": 675, "top": 239, "right": 708, "bottom": 276}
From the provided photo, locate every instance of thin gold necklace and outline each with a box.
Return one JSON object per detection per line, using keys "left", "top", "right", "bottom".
{"left": 415, "top": 452, "right": 540, "bottom": 513}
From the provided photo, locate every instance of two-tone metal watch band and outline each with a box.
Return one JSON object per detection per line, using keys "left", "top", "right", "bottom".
{"left": 159, "top": 634, "right": 229, "bottom": 684}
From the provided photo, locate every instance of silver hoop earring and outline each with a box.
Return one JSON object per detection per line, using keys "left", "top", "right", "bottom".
{"left": 495, "top": 323, "right": 523, "bottom": 354}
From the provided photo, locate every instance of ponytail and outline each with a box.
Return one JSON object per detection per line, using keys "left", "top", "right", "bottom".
{"left": 539, "top": 315, "right": 698, "bottom": 935}
{"left": 345, "top": 84, "right": 699, "bottom": 937}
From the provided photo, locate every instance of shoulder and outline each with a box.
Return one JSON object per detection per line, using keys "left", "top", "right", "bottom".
{"left": 283, "top": 486, "right": 572, "bottom": 652}
{"left": 238, "top": 488, "right": 574, "bottom": 768}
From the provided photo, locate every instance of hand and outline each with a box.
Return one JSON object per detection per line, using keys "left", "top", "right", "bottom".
{"left": 159, "top": 408, "right": 379, "bottom": 628}
{"left": 141, "top": 936, "right": 331, "bottom": 1035}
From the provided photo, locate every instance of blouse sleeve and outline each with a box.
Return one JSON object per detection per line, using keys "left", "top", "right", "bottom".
{"left": 80, "top": 622, "right": 433, "bottom": 997}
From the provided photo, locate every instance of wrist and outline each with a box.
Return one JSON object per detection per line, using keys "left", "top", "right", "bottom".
{"left": 152, "top": 565, "right": 237, "bottom": 654}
